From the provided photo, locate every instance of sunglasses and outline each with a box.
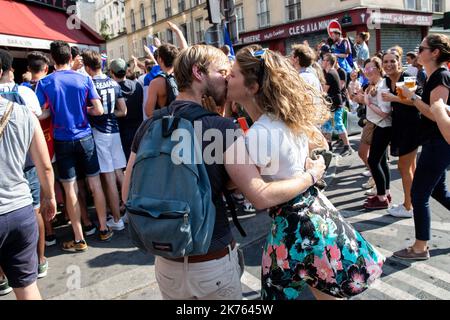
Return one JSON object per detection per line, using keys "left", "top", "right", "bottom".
{"left": 418, "top": 46, "right": 432, "bottom": 53}
{"left": 251, "top": 49, "right": 268, "bottom": 89}
{"left": 364, "top": 66, "right": 376, "bottom": 73}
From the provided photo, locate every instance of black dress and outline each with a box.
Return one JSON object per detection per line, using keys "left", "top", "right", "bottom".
{"left": 385, "top": 73, "right": 421, "bottom": 157}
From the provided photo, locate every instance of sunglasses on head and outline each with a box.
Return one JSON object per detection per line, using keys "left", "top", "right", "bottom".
{"left": 251, "top": 49, "right": 268, "bottom": 89}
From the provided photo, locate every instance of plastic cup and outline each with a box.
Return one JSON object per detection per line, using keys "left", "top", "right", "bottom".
{"left": 396, "top": 82, "right": 405, "bottom": 99}
{"left": 404, "top": 76, "right": 417, "bottom": 89}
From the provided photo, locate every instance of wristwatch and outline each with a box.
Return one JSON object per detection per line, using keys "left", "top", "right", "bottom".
{"left": 410, "top": 94, "right": 419, "bottom": 102}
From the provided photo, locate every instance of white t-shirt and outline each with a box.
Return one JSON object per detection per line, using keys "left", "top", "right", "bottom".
{"left": 0, "top": 82, "right": 42, "bottom": 116}
{"left": 365, "top": 79, "right": 392, "bottom": 128}
{"left": 406, "top": 65, "right": 418, "bottom": 77}
{"left": 300, "top": 72, "right": 322, "bottom": 93}
{"left": 245, "top": 114, "right": 309, "bottom": 181}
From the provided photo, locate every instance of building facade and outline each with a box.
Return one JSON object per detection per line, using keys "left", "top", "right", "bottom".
{"left": 120, "top": 0, "right": 449, "bottom": 62}
{"left": 124, "top": 0, "right": 213, "bottom": 58}
{"left": 96, "top": 0, "right": 127, "bottom": 39}
{"left": 235, "top": 0, "right": 441, "bottom": 57}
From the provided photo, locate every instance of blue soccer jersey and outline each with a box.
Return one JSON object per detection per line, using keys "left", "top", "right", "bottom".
{"left": 89, "top": 74, "right": 123, "bottom": 134}
{"left": 36, "top": 70, "right": 100, "bottom": 141}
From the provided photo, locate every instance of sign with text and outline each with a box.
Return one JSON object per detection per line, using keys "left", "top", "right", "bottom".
{"left": 24, "top": 0, "right": 76, "bottom": 11}
{"left": 240, "top": 8, "right": 432, "bottom": 45}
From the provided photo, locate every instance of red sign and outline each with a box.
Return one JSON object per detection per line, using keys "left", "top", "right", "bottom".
{"left": 327, "top": 20, "right": 342, "bottom": 37}
{"left": 23, "top": 0, "right": 76, "bottom": 10}
{"left": 239, "top": 8, "right": 432, "bottom": 45}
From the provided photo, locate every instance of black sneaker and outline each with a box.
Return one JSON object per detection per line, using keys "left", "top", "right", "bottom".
{"left": 83, "top": 224, "right": 97, "bottom": 236}
{"left": 340, "top": 145, "right": 354, "bottom": 157}
{"left": 45, "top": 234, "right": 57, "bottom": 247}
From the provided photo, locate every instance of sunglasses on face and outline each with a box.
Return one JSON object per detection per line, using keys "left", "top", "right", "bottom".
{"left": 418, "top": 46, "right": 432, "bottom": 53}
{"left": 364, "top": 66, "right": 376, "bottom": 73}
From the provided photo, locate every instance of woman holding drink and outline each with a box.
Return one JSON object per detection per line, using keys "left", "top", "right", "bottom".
{"left": 362, "top": 57, "right": 393, "bottom": 210}
{"left": 394, "top": 34, "right": 450, "bottom": 260}
{"left": 381, "top": 49, "right": 421, "bottom": 218}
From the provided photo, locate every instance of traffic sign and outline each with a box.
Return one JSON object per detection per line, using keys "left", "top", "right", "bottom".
{"left": 327, "top": 20, "right": 342, "bottom": 37}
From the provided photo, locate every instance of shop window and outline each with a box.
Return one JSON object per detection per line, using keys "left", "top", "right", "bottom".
{"left": 286, "top": 0, "right": 301, "bottom": 22}
{"left": 140, "top": 3, "right": 146, "bottom": 28}
{"left": 180, "top": 23, "right": 188, "bottom": 43}
{"left": 432, "top": 0, "right": 443, "bottom": 12}
{"left": 195, "top": 18, "right": 204, "bottom": 43}
{"left": 405, "top": 0, "right": 431, "bottom": 11}
{"left": 166, "top": 29, "right": 174, "bottom": 44}
{"left": 165, "top": 0, "right": 172, "bottom": 18}
{"left": 257, "top": 0, "right": 270, "bottom": 28}
{"left": 236, "top": 5, "right": 245, "bottom": 33}
{"left": 178, "top": 0, "right": 186, "bottom": 12}
{"left": 151, "top": 0, "right": 157, "bottom": 23}
{"left": 130, "top": 9, "right": 136, "bottom": 32}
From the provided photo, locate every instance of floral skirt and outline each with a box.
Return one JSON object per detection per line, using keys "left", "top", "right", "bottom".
{"left": 261, "top": 187, "right": 385, "bottom": 300}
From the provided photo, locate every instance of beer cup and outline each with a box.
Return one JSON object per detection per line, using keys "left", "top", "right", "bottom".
{"left": 396, "top": 82, "right": 405, "bottom": 100}
{"left": 404, "top": 76, "right": 417, "bottom": 89}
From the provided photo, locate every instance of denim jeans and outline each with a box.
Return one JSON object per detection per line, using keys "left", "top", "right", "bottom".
{"left": 411, "top": 137, "right": 450, "bottom": 241}
{"left": 54, "top": 134, "right": 100, "bottom": 182}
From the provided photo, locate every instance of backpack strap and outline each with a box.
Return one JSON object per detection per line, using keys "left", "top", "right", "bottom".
{"left": 223, "top": 190, "right": 247, "bottom": 237}
{"left": 176, "top": 104, "right": 217, "bottom": 123}
{"left": 0, "top": 100, "right": 14, "bottom": 141}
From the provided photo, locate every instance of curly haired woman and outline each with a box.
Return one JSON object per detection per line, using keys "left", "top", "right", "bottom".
{"left": 226, "top": 45, "right": 384, "bottom": 300}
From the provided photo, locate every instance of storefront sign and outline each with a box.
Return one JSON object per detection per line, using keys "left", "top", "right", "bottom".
{"left": 0, "top": 34, "right": 52, "bottom": 49}
{"left": 0, "top": 34, "right": 99, "bottom": 51}
{"left": 24, "top": 0, "right": 76, "bottom": 10}
{"left": 370, "top": 12, "right": 432, "bottom": 26}
{"left": 239, "top": 8, "right": 432, "bottom": 45}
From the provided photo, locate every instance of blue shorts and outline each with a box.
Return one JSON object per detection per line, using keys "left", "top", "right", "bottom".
{"left": 322, "top": 107, "right": 347, "bottom": 135}
{"left": 24, "top": 167, "right": 40, "bottom": 210}
{"left": 0, "top": 205, "right": 38, "bottom": 288}
{"left": 54, "top": 135, "right": 100, "bottom": 182}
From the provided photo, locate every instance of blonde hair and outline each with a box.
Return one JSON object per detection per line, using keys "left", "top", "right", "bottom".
{"left": 236, "top": 45, "right": 330, "bottom": 143}
{"left": 174, "top": 44, "right": 229, "bottom": 92}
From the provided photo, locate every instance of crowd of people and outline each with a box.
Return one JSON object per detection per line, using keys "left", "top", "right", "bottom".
{"left": 0, "top": 21, "right": 449, "bottom": 300}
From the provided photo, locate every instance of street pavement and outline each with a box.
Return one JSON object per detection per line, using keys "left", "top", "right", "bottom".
{"left": 1, "top": 135, "right": 449, "bottom": 300}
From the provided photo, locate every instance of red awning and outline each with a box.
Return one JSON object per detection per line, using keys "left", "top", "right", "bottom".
{"left": 0, "top": 0, "right": 103, "bottom": 47}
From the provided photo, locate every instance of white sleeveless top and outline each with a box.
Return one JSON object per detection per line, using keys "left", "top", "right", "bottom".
{"left": 245, "top": 114, "right": 309, "bottom": 182}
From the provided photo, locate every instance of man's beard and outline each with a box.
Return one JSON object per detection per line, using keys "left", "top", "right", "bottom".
{"left": 204, "top": 80, "right": 226, "bottom": 107}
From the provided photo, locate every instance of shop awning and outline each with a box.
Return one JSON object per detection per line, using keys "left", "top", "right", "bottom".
{"left": 0, "top": 0, "right": 103, "bottom": 50}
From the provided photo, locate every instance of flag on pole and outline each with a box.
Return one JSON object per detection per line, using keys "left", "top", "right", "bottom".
{"left": 101, "top": 52, "right": 108, "bottom": 70}
{"left": 223, "top": 23, "right": 235, "bottom": 60}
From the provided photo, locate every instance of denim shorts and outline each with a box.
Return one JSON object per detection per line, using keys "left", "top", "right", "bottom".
{"left": 54, "top": 135, "right": 100, "bottom": 182}
{"left": 0, "top": 205, "right": 38, "bottom": 288}
{"left": 322, "top": 107, "right": 346, "bottom": 134}
{"left": 24, "top": 167, "right": 40, "bottom": 209}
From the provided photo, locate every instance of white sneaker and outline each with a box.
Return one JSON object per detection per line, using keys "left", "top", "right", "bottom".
{"left": 365, "top": 187, "right": 377, "bottom": 196}
{"left": 362, "top": 170, "right": 372, "bottom": 177}
{"left": 106, "top": 218, "right": 125, "bottom": 231}
{"left": 388, "top": 205, "right": 413, "bottom": 218}
{"left": 362, "top": 177, "right": 375, "bottom": 189}
{"left": 122, "top": 212, "right": 129, "bottom": 224}
{"left": 387, "top": 204, "right": 401, "bottom": 215}
{"left": 242, "top": 200, "right": 256, "bottom": 213}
